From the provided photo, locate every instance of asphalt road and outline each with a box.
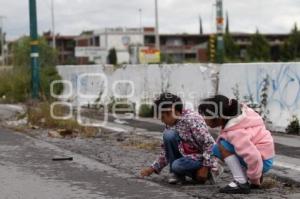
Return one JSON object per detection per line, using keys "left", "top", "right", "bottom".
{"left": 0, "top": 128, "right": 192, "bottom": 199}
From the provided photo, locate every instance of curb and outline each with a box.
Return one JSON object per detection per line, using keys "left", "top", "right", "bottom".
{"left": 269, "top": 167, "right": 300, "bottom": 187}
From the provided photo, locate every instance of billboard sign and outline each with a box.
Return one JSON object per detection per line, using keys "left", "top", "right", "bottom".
{"left": 139, "top": 48, "right": 160, "bottom": 64}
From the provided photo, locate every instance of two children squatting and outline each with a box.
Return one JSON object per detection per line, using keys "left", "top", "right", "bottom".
{"left": 140, "top": 93, "right": 275, "bottom": 194}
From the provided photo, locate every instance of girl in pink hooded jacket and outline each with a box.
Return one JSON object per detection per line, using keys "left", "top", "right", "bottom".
{"left": 198, "top": 95, "right": 275, "bottom": 194}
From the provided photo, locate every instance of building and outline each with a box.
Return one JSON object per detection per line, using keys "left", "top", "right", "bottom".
{"left": 144, "top": 33, "right": 209, "bottom": 63}
{"left": 144, "top": 33, "right": 289, "bottom": 63}
{"left": 74, "top": 26, "right": 290, "bottom": 64}
{"left": 229, "top": 33, "right": 288, "bottom": 62}
{"left": 75, "top": 27, "right": 147, "bottom": 64}
{"left": 43, "top": 32, "right": 76, "bottom": 65}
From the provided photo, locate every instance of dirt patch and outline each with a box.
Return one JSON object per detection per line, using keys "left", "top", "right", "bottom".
{"left": 122, "top": 136, "right": 161, "bottom": 151}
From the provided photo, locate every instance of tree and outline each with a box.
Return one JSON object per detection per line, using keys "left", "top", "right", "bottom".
{"left": 225, "top": 11, "right": 230, "bottom": 34}
{"left": 12, "top": 36, "right": 58, "bottom": 68}
{"left": 247, "top": 30, "right": 271, "bottom": 61}
{"left": 107, "top": 48, "right": 118, "bottom": 65}
{"left": 199, "top": 16, "right": 203, "bottom": 35}
{"left": 223, "top": 12, "right": 239, "bottom": 62}
{"left": 6, "top": 36, "right": 63, "bottom": 101}
{"left": 280, "top": 23, "right": 300, "bottom": 61}
{"left": 280, "top": 41, "right": 292, "bottom": 61}
{"left": 224, "top": 33, "right": 239, "bottom": 61}
{"left": 288, "top": 24, "right": 300, "bottom": 59}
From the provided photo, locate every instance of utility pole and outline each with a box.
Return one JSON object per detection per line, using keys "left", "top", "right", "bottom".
{"left": 139, "top": 8, "right": 143, "bottom": 44}
{"left": 139, "top": 9, "right": 142, "bottom": 32}
{"left": 51, "top": 0, "right": 56, "bottom": 49}
{"left": 216, "top": 0, "right": 224, "bottom": 63}
{"left": 29, "top": 0, "right": 40, "bottom": 99}
{"left": 0, "top": 16, "right": 5, "bottom": 66}
{"left": 154, "top": 0, "right": 160, "bottom": 50}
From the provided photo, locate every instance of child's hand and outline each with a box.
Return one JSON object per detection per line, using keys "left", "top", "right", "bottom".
{"left": 250, "top": 178, "right": 261, "bottom": 186}
{"left": 196, "top": 167, "right": 209, "bottom": 183}
{"left": 140, "top": 167, "right": 155, "bottom": 178}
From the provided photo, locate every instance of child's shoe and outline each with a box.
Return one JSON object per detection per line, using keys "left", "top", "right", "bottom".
{"left": 168, "top": 174, "right": 186, "bottom": 185}
{"left": 219, "top": 181, "right": 251, "bottom": 194}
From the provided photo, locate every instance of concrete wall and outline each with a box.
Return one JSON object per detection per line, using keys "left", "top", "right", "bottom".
{"left": 56, "top": 63, "right": 300, "bottom": 129}
{"left": 56, "top": 64, "right": 217, "bottom": 112}
{"left": 218, "top": 63, "right": 300, "bottom": 129}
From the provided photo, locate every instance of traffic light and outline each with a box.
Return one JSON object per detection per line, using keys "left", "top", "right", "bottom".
{"left": 209, "top": 34, "right": 216, "bottom": 63}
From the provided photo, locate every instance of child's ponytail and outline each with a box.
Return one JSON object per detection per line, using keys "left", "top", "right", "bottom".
{"left": 224, "top": 98, "right": 240, "bottom": 118}
{"left": 198, "top": 95, "right": 241, "bottom": 120}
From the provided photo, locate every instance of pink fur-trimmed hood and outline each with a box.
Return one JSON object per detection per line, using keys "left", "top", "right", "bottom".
{"left": 218, "top": 104, "right": 275, "bottom": 182}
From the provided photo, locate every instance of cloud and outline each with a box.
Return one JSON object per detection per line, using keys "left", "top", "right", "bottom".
{"left": 0, "top": 0, "right": 299, "bottom": 40}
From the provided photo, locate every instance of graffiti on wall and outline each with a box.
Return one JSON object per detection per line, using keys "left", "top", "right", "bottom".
{"left": 220, "top": 63, "right": 300, "bottom": 128}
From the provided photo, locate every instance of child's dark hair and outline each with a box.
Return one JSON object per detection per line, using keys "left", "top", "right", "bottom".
{"left": 154, "top": 93, "right": 183, "bottom": 115}
{"left": 198, "top": 95, "right": 241, "bottom": 119}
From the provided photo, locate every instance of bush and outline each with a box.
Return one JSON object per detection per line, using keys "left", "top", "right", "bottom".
{"left": 107, "top": 98, "right": 135, "bottom": 114}
{"left": 138, "top": 104, "right": 154, "bottom": 118}
{"left": 0, "top": 67, "right": 30, "bottom": 103}
{"left": 0, "top": 37, "right": 63, "bottom": 103}
{"left": 286, "top": 115, "right": 300, "bottom": 135}
{"left": 0, "top": 35, "right": 63, "bottom": 103}
{"left": 0, "top": 66, "right": 62, "bottom": 103}
{"left": 107, "top": 48, "right": 117, "bottom": 65}
{"left": 12, "top": 36, "right": 58, "bottom": 68}
{"left": 40, "top": 66, "right": 63, "bottom": 100}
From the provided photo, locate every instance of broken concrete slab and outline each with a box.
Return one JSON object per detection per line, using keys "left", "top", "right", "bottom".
{"left": 0, "top": 104, "right": 26, "bottom": 121}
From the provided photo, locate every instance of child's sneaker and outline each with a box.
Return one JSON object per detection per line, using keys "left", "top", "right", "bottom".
{"left": 168, "top": 174, "right": 186, "bottom": 185}
{"left": 219, "top": 181, "right": 251, "bottom": 194}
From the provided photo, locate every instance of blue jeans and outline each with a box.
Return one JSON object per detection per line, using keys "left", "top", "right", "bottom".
{"left": 212, "top": 139, "right": 273, "bottom": 173}
{"left": 163, "top": 130, "right": 202, "bottom": 178}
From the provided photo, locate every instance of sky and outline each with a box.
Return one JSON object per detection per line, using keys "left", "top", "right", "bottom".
{"left": 1, "top": 0, "right": 300, "bottom": 40}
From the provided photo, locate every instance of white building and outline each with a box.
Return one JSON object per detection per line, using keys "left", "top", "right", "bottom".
{"left": 75, "top": 27, "right": 146, "bottom": 64}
